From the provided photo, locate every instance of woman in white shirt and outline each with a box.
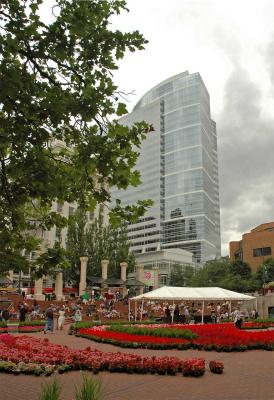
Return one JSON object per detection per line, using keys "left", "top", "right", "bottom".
{"left": 58, "top": 307, "right": 66, "bottom": 330}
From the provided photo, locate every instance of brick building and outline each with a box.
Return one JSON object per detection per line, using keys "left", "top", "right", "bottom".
{"left": 229, "top": 222, "right": 274, "bottom": 272}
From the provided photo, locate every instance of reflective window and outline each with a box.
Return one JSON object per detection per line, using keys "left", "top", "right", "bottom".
{"left": 165, "top": 146, "right": 202, "bottom": 174}
{"left": 165, "top": 105, "right": 200, "bottom": 132}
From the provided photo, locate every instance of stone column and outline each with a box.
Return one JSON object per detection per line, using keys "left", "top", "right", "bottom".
{"left": 8, "top": 270, "right": 14, "bottom": 282}
{"left": 34, "top": 278, "right": 45, "bottom": 300}
{"left": 55, "top": 272, "right": 63, "bottom": 301}
{"left": 120, "top": 261, "right": 128, "bottom": 298}
{"left": 101, "top": 259, "right": 109, "bottom": 291}
{"left": 79, "top": 256, "right": 88, "bottom": 296}
{"left": 152, "top": 266, "right": 159, "bottom": 289}
{"left": 101, "top": 259, "right": 109, "bottom": 280}
{"left": 136, "top": 264, "right": 144, "bottom": 295}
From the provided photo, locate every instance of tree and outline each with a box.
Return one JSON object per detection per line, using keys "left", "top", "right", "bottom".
{"left": 0, "top": 0, "right": 152, "bottom": 273}
{"left": 230, "top": 260, "right": 252, "bottom": 280}
{"left": 169, "top": 264, "right": 195, "bottom": 287}
{"left": 189, "top": 258, "right": 258, "bottom": 292}
{"left": 190, "top": 258, "right": 231, "bottom": 287}
{"left": 35, "top": 241, "right": 69, "bottom": 279}
{"left": 65, "top": 210, "right": 135, "bottom": 284}
{"left": 256, "top": 258, "right": 274, "bottom": 286}
{"left": 63, "top": 209, "right": 88, "bottom": 284}
{"left": 103, "top": 220, "right": 135, "bottom": 278}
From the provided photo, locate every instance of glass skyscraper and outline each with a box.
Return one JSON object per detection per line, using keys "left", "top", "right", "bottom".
{"left": 112, "top": 71, "right": 221, "bottom": 264}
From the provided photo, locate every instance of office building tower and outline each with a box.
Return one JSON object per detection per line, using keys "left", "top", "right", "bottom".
{"left": 112, "top": 71, "right": 221, "bottom": 264}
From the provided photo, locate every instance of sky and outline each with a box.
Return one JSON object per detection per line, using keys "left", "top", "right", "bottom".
{"left": 40, "top": 0, "right": 274, "bottom": 256}
{"left": 109, "top": 0, "right": 274, "bottom": 255}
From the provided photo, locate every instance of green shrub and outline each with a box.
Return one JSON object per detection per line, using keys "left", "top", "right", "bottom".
{"left": 39, "top": 378, "right": 61, "bottom": 400}
{"left": 75, "top": 375, "right": 104, "bottom": 400}
{"left": 19, "top": 320, "right": 46, "bottom": 326}
{"left": 72, "top": 320, "right": 163, "bottom": 332}
{"left": 107, "top": 325, "right": 198, "bottom": 340}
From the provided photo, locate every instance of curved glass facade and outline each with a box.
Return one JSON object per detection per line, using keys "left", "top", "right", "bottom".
{"left": 112, "top": 71, "right": 221, "bottom": 264}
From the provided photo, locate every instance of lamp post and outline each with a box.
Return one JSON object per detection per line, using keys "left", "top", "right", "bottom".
{"left": 262, "top": 264, "right": 265, "bottom": 296}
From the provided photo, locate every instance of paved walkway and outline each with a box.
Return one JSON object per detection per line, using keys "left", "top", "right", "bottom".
{"left": 0, "top": 326, "right": 274, "bottom": 400}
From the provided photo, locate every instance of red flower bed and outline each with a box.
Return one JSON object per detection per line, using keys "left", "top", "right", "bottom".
{"left": 79, "top": 327, "right": 190, "bottom": 347}
{"left": 0, "top": 334, "right": 217, "bottom": 377}
{"left": 0, "top": 326, "right": 44, "bottom": 333}
{"left": 77, "top": 323, "right": 274, "bottom": 352}
{"left": 187, "top": 324, "right": 274, "bottom": 351}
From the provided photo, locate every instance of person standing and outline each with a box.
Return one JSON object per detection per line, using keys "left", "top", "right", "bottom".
{"left": 234, "top": 309, "right": 243, "bottom": 329}
{"left": 19, "top": 304, "right": 27, "bottom": 322}
{"left": 74, "top": 307, "right": 82, "bottom": 323}
{"left": 2, "top": 308, "right": 10, "bottom": 322}
{"left": 58, "top": 307, "right": 66, "bottom": 330}
{"left": 184, "top": 306, "right": 190, "bottom": 324}
{"left": 165, "top": 306, "right": 171, "bottom": 324}
{"left": 44, "top": 304, "right": 54, "bottom": 334}
{"left": 174, "top": 304, "right": 180, "bottom": 323}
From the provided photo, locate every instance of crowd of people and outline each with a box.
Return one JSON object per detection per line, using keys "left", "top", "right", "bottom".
{"left": 0, "top": 289, "right": 126, "bottom": 332}
{"left": 129, "top": 300, "right": 259, "bottom": 328}
{"left": 0, "top": 290, "right": 261, "bottom": 332}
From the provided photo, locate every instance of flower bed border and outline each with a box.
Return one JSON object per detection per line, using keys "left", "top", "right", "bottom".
{"left": 0, "top": 320, "right": 46, "bottom": 333}
{"left": 0, "top": 334, "right": 222, "bottom": 378}
{"left": 76, "top": 323, "right": 274, "bottom": 352}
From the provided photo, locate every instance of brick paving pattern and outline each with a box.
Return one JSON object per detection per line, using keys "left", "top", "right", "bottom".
{"left": 0, "top": 326, "right": 274, "bottom": 400}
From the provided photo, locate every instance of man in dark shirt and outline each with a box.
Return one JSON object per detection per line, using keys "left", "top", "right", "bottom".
{"left": 44, "top": 305, "right": 54, "bottom": 334}
{"left": 19, "top": 304, "right": 27, "bottom": 322}
{"left": 2, "top": 309, "right": 10, "bottom": 322}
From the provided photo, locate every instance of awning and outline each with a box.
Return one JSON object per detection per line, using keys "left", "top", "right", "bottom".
{"left": 126, "top": 279, "right": 145, "bottom": 287}
{"left": 131, "top": 286, "right": 256, "bottom": 301}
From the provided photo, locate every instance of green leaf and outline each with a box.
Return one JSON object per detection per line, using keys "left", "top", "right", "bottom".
{"left": 116, "top": 102, "right": 128, "bottom": 116}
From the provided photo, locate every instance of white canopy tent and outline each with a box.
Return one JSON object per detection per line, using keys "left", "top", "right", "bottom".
{"left": 129, "top": 286, "right": 256, "bottom": 323}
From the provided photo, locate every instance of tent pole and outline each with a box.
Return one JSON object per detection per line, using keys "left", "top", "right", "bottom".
{"left": 171, "top": 300, "right": 175, "bottom": 323}
{"left": 229, "top": 301, "right": 232, "bottom": 320}
{"left": 140, "top": 298, "right": 144, "bottom": 321}
{"left": 128, "top": 299, "right": 131, "bottom": 321}
{"left": 202, "top": 300, "right": 204, "bottom": 324}
{"left": 134, "top": 300, "right": 137, "bottom": 322}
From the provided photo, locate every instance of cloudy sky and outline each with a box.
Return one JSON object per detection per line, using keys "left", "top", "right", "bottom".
{"left": 109, "top": 0, "right": 274, "bottom": 255}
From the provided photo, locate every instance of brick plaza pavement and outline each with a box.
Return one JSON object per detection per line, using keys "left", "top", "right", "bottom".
{"left": 0, "top": 326, "right": 274, "bottom": 400}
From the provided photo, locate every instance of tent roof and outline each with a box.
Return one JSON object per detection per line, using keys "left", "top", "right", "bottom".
{"left": 131, "top": 286, "right": 255, "bottom": 301}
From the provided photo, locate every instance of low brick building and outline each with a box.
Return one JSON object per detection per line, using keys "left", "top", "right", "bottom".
{"left": 229, "top": 222, "right": 274, "bottom": 272}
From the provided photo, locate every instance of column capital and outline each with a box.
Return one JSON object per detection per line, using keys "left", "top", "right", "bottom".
{"left": 120, "top": 261, "right": 128, "bottom": 268}
{"left": 80, "top": 256, "right": 89, "bottom": 263}
{"left": 101, "top": 259, "right": 109, "bottom": 265}
{"left": 152, "top": 265, "right": 159, "bottom": 270}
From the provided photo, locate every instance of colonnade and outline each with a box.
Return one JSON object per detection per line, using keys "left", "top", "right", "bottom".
{"left": 33, "top": 258, "right": 135, "bottom": 300}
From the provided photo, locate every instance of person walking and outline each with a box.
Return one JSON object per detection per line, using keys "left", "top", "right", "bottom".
{"left": 44, "top": 304, "right": 54, "bottom": 334}
{"left": 58, "top": 307, "right": 66, "bottom": 330}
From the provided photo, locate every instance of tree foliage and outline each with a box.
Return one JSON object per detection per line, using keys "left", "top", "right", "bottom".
{"left": 35, "top": 242, "right": 69, "bottom": 279}
{"left": 169, "top": 264, "right": 195, "bottom": 287}
{"left": 65, "top": 209, "right": 135, "bottom": 284}
{"left": 188, "top": 258, "right": 259, "bottom": 292}
{"left": 0, "top": 0, "right": 152, "bottom": 273}
{"left": 256, "top": 258, "right": 274, "bottom": 285}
